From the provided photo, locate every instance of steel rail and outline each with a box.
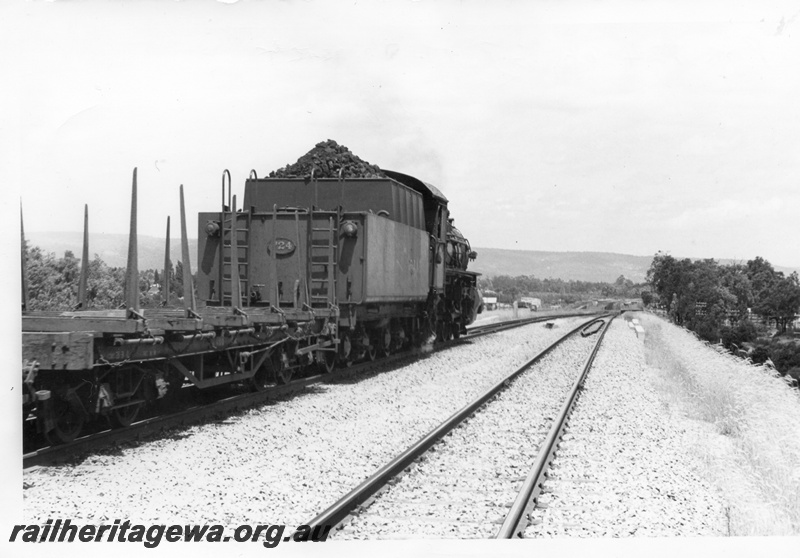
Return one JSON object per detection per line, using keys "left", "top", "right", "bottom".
{"left": 23, "top": 312, "right": 598, "bottom": 469}
{"left": 464, "top": 310, "right": 603, "bottom": 338}
{"left": 298, "top": 314, "right": 612, "bottom": 533}
{"left": 495, "top": 314, "right": 615, "bottom": 538}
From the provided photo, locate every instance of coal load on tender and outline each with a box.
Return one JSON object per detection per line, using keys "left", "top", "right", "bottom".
{"left": 268, "top": 139, "right": 386, "bottom": 179}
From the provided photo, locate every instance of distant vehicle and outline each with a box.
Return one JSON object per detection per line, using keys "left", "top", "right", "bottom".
{"left": 482, "top": 290, "right": 498, "bottom": 311}
{"left": 519, "top": 297, "right": 542, "bottom": 311}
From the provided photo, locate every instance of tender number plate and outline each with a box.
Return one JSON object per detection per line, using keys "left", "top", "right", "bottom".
{"left": 273, "top": 238, "right": 296, "bottom": 255}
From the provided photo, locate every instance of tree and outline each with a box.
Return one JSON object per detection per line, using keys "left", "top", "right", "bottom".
{"left": 646, "top": 252, "right": 800, "bottom": 351}
{"left": 646, "top": 254, "right": 745, "bottom": 340}
{"left": 87, "top": 257, "right": 125, "bottom": 308}
{"left": 614, "top": 274, "right": 634, "bottom": 296}
{"left": 718, "top": 263, "right": 752, "bottom": 319}
{"left": 743, "top": 258, "right": 800, "bottom": 332}
{"left": 170, "top": 260, "right": 185, "bottom": 299}
{"left": 646, "top": 252, "right": 686, "bottom": 315}
{"left": 25, "top": 248, "right": 82, "bottom": 310}
{"left": 746, "top": 257, "right": 779, "bottom": 320}
{"left": 762, "top": 272, "right": 800, "bottom": 333}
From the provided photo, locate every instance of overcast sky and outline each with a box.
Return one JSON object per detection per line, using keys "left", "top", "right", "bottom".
{"left": 2, "top": 2, "right": 800, "bottom": 549}
{"left": 4, "top": 0, "right": 800, "bottom": 268}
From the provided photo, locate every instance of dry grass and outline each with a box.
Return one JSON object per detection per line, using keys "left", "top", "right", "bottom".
{"left": 639, "top": 313, "right": 800, "bottom": 535}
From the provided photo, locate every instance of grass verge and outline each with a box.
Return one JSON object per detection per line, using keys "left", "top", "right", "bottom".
{"left": 639, "top": 313, "right": 800, "bottom": 535}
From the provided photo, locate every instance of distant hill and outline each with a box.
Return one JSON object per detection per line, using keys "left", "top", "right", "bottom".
{"left": 23, "top": 233, "right": 799, "bottom": 284}
{"left": 470, "top": 248, "right": 653, "bottom": 283}
{"left": 470, "top": 247, "right": 800, "bottom": 284}
{"left": 26, "top": 232, "right": 199, "bottom": 272}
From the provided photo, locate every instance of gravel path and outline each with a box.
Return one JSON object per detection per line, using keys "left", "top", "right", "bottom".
{"left": 23, "top": 317, "right": 589, "bottom": 528}
{"left": 336, "top": 334, "right": 599, "bottom": 539}
{"left": 525, "top": 319, "right": 729, "bottom": 537}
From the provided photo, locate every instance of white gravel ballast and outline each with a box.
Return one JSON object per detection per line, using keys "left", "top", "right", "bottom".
{"left": 525, "top": 318, "right": 729, "bottom": 537}
{"left": 23, "top": 317, "right": 590, "bottom": 529}
{"left": 336, "top": 334, "right": 600, "bottom": 539}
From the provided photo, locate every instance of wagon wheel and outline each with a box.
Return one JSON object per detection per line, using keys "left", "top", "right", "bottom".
{"left": 436, "top": 320, "right": 446, "bottom": 343}
{"left": 110, "top": 401, "right": 140, "bottom": 428}
{"left": 339, "top": 332, "right": 354, "bottom": 368}
{"left": 391, "top": 324, "right": 408, "bottom": 352}
{"left": 164, "top": 371, "right": 184, "bottom": 401}
{"left": 107, "top": 367, "right": 144, "bottom": 428}
{"left": 366, "top": 339, "right": 378, "bottom": 361}
{"left": 378, "top": 328, "right": 392, "bottom": 357}
{"left": 316, "top": 349, "right": 336, "bottom": 374}
{"left": 440, "top": 321, "right": 453, "bottom": 342}
{"left": 250, "top": 352, "right": 273, "bottom": 392}
{"left": 156, "top": 370, "right": 185, "bottom": 410}
{"left": 273, "top": 350, "right": 293, "bottom": 385}
{"left": 425, "top": 314, "right": 437, "bottom": 343}
{"left": 424, "top": 296, "right": 438, "bottom": 342}
{"left": 44, "top": 396, "right": 85, "bottom": 445}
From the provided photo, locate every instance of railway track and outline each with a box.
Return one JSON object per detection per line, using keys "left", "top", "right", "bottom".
{"left": 513, "top": 316, "right": 728, "bottom": 538}
{"left": 496, "top": 313, "right": 611, "bottom": 538}
{"left": 294, "top": 313, "right": 614, "bottom": 538}
{"left": 23, "top": 311, "right": 599, "bottom": 469}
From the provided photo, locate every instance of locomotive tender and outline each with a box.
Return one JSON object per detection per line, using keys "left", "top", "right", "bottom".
{"left": 22, "top": 167, "right": 482, "bottom": 444}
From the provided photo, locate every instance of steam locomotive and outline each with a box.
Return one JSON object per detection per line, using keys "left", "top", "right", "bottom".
{"left": 22, "top": 167, "right": 482, "bottom": 444}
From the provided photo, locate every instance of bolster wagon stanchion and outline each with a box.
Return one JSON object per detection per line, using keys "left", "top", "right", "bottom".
{"left": 22, "top": 147, "right": 483, "bottom": 445}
